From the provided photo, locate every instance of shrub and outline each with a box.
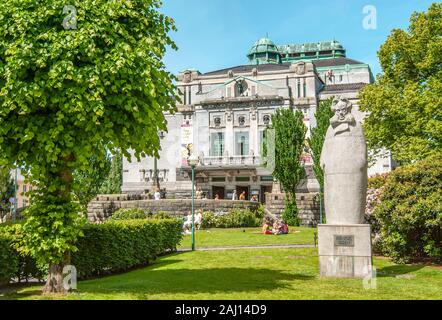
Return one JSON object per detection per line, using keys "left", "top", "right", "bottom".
{"left": 110, "top": 208, "right": 172, "bottom": 220}
{"left": 201, "top": 208, "right": 262, "bottom": 228}
{"left": 368, "top": 172, "right": 390, "bottom": 188}
{"left": 373, "top": 155, "right": 442, "bottom": 263}
{"left": 0, "top": 232, "right": 18, "bottom": 285}
{"left": 201, "top": 211, "right": 216, "bottom": 229}
{"left": 72, "top": 219, "right": 183, "bottom": 279}
{"left": 282, "top": 199, "right": 300, "bottom": 226}
{"left": 0, "top": 224, "right": 46, "bottom": 285}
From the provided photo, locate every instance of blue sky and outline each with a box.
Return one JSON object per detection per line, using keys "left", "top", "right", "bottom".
{"left": 161, "top": 0, "right": 435, "bottom": 77}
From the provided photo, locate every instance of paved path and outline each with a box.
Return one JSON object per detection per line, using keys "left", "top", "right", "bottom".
{"left": 178, "top": 244, "right": 316, "bottom": 252}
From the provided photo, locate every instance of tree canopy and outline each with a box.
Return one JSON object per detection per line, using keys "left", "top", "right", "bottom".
{"left": 307, "top": 98, "right": 333, "bottom": 191}
{"left": 270, "top": 108, "right": 306, "bottom": 225}
{"left": 359, "top": 3, "right": 442, "bottom": 163}
{"left": 0, "top": 0, "right": 177, "bottom": 292}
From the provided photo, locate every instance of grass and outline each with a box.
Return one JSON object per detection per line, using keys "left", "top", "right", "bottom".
{"left": 1, "top": 247, "right": 441, "bottom": 300}
{"left": 178, "top": 227, "right": 316, "bottom": 249}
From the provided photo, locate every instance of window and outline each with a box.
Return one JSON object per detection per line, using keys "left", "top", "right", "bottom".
{"left": 263, "top": 114, "right": 271, "bottom": 125}
{"left": 23, "top": 185, "right": 27, "bottom": 193}
{"left": 297, "top": 80, "right": 301, "bottom": 98}
{"left": 210, "top": 132, "right": 225, "bottom": 156}
{"left": 303, "top": 80, "right": 306, "bottom": 97}
{"left": 339, "top": 75, "right": 343, "bottom": 82}
{"left": 235, "top": 132, "right": 249, "bottom": 156}
{"left": 236, "top": 177, "right": 250, "bottom": 182}
{"left": 188, "top": 86, "right": 192, "bottom": 105}
{"left": 212, "top": 177, "right": 226, "bottom": 182}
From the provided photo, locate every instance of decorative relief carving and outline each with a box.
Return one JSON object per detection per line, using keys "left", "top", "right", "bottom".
{"left": 263, "top": 114, "right": 271, "bottom": 125}
{"left": 183, "top": 71, "right": 192, "bottom": 83}
{"left": 295, "top": 62, "right": 306, "bottom": 75}
{"left": 250, "top": 106, "right": 257, "bottom": 121}
{"left": 225, "top": 110, "right": 233, "bottom": 122}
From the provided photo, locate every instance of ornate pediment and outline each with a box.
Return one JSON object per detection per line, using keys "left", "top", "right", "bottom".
{"left": 199, "top": 76, "right": 285, "bottom": 103}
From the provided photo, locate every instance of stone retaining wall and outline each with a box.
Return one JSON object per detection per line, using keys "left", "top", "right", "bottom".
{"left": 88, "top": 192, "right": 320, "bottom": 227}
{"left": 87, "top": 196, "right": 260, "bottom": 222}
{"left": 265, "top": 192, "right": 320, "bottom": 227}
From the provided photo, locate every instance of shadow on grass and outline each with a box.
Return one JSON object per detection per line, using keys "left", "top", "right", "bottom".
{"left": 76, "top": 268, "right": 314, "bottom": 298}
{"left": 2, "top": 252, "right": 316, "bottom": 299}
{"left": 377, "top": 264, "right": 425, "bottom": 277}
{"left": 3, "top": 268, "right": 315, "bottom": 300}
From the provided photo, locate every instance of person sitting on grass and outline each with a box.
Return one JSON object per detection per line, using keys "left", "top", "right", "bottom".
{"left": 194, "top": 210, "right": 203, "bottom": 230}
{"left": 272, "top": 219, "right": 282, "bottom": 235}
{"left": 262, "top": 219, "right": 273, "bottom": 234}
{"left": 183, "top": 213, "right": 192, "bottom": 234}
{"left": 279, "top": 220, "right": 289, "bottom": 234}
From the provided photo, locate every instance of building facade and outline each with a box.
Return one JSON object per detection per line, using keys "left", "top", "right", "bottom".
{"left": 122, "top": 38, "right": 393, "bottom": 201}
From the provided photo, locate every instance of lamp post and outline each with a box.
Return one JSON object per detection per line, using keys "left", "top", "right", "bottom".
{"left": 187, "top": 154, "right": 198, "bottom": 251}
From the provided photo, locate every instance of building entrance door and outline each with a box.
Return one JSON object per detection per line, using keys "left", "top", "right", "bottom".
{"left": 212, "top": 186, "right": 225, "bottom": 199}
{"left": 236, "top": 186, "right": 249, "bottom": 200}
{"left": 260, "top": 185, "right": 272, "bottom": 204}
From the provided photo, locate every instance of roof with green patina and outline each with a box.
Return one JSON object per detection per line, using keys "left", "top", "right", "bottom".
{"left": 278, "top": 40, "right": 345, "bottom": 54}
{"left": 247, "top": 37, "right": 280, "bottom": 55}
{"left": 202, "top": 57, "right": 365, "bottom": 76}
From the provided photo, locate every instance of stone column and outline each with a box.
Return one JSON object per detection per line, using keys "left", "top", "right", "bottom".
{"left": 249, "top": 106, "right": 258, "bottom": 156}
{"left": 225, "top": 109, "right": 234, "bottom": 156}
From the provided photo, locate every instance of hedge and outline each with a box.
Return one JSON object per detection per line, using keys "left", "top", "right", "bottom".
{"left": 0, "top": 218, "right": 183, "bottom": 284}
{"left": 72, "top": 219, "right": 182, "bottom": 278}
{"left": 0, "top": 224, "right": 46, "bottom": 285}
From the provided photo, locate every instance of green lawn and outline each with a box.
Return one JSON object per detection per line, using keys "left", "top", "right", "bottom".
{"left": 178, "top": 227, "right": 316, "bottom": 249}
{"left": 2, "top": 247, "right": 441, "bottom": 300}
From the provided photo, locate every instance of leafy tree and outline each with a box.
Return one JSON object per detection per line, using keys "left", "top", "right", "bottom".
{"left": 72, "top": 154, "right": 111, "bottom": 214}
{"left": 100, "top": 152, "right": 123, "bottom": 194}
{"left": 0, "top": 0, "right": 177, "bottom": 292}
{"left": 270, "top": 108, "right": 306, "bottom": 226}
{"left": 0, "top": 167, "right": 14, "bottom": 222}
{"left": 359, "top": 3, "right": 442, "bottom": 163}
{"left": 307, "top": 98, "right": 333, "bottom": 191}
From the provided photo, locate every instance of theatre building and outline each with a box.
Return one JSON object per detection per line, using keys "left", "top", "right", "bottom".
{"left": 122, "top": 38, "right": 393, "bottom": 201}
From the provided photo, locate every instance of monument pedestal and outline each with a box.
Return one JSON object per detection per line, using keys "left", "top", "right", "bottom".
{"left": 318, "top": 224, "right": 372, "bottom": 278}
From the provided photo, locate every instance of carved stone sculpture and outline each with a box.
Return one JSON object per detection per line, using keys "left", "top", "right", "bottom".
{"left": 318, "top": 97, "right": 372, "bottom": 278}
{"left": 320, "top": 98, "right": 367, "bottom": 224}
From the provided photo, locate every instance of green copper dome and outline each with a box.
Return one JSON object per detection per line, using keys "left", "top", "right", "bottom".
{"left": 247, "top": 37, "right": 282, "bottom": 65}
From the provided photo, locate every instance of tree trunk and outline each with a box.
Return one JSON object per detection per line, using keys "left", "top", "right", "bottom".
{"left": 44, "top": 159, "right": 74, "bottom": 294}
{"left": 43, "top": 252, "right": 71, "bottom": 294}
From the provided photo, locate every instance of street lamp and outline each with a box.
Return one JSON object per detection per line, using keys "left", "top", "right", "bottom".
{"left": 187, "top": 153, "right": 199, "bottom": 251}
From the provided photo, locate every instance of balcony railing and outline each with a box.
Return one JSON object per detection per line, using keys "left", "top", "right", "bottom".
{"left": 200, "top": 155, "right": 262, "bottom": 167}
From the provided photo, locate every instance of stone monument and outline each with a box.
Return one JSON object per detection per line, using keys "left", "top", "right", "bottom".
{"left": 318, "top": 97, "right": 372, "bottom": 278}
